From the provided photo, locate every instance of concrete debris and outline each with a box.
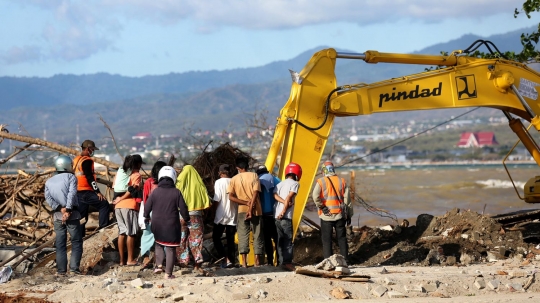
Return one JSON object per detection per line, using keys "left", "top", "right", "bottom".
{"left": 387, "top": 291, "right": 406, "bottom": 298}
{"left": 371, "top": 285, "right": 387, "bottom": 297}
{"left": 474, "top": 279, "right": 486, "bottom": 289}
{"left": 330, "top": 286, "right": 350, "bottom": 299}
{"left": 315, "top": 254, "right": 347, "bottom": 271}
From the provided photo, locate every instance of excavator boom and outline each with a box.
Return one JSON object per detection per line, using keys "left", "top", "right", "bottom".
{"left": 265, "top": 48, "right": 540, "bottom": 239}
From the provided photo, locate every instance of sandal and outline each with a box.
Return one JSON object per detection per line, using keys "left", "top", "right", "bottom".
{"left": 154, "top": 266, "right": 163, "bottom": 274}
{"left": 165, "top": 274, "right": 175, "bottom": 279}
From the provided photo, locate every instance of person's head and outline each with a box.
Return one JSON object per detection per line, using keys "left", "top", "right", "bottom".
{"left": 285, "top": 162, "right": 302, "bottom": 181}
{"left": 81, "top": 140, "right": 99, "bottom": 157}
{"left": 121, "top": 155, "right": 133, "bottom": 172}
{"left": 256, "top": 165, "right": 269, "bottom": 176}
{"left": 54, "top": 155, "right": 73, "bottom": 174}
{"left": 158, "top": 166, "right": 177, "bottom": 184}
{"left": 218, "top": 164, "right": 230, "bottom": 178}
{"left": 321, "top": 160, "right": 335, "bottom": 176}
{"left": 235, "top": 158, "right": 249, "bottom": 172}
{"left": 130, "top": 154, "right": 145, "bottom": 171}
{"left": 151, "top": 161, "right": 167, "bottom": 184}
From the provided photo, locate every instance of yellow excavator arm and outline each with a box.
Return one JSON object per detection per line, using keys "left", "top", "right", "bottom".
{"left": 264, "top": 47, "right": 540, "bottom": 239}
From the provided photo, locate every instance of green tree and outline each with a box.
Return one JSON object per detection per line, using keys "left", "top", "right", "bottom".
{"left": 514, "top": 0, "right": 540, "bottom": 62}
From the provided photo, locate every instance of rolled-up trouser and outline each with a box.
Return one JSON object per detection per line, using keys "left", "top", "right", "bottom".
{"left": 54, "top": 219, "right": 83, "bottom": 274}
{"left": 237, "top": 213, "right": 264, "bottom": 255}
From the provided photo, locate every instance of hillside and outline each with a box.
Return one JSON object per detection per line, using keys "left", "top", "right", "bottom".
{"left": 0, "top": 26, "right": 537, "bottom": 142}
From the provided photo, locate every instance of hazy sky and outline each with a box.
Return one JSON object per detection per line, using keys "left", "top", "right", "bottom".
{"left": 0, "top": 0, "right": 537, "bottom": 78}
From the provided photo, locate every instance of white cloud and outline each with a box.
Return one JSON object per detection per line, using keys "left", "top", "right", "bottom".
{"left": 1, "top": 0, "right": 530, "bottom": 65}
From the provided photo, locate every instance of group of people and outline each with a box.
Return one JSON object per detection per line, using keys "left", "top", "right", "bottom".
{"left": 44, "top": 139, "right": 354, "bottom": 278}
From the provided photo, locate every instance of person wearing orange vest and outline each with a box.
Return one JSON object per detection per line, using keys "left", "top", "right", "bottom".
{"left": 73, "top": 140, "right": 110, "bottom": 236}
{"left": 312, "top": 161, "right": 353, "bottom": 261}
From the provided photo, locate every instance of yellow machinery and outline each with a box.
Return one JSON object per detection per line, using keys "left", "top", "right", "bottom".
{"left": 263, "top": 43, "right": 540, "bottom": 239}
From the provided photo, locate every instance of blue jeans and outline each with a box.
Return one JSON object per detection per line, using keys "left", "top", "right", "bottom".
{"left": 54, "top": 220, "right": 83, "bottom": 274}
{"left": 275, "top": 218, "right": 293, "bottom": 265}
{"left": 77, "top": 191, "right": 110, "bottom": 236}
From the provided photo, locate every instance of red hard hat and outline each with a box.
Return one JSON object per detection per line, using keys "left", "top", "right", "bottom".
{"left": 285, "top": 162, "right": 302, "bottom": 181}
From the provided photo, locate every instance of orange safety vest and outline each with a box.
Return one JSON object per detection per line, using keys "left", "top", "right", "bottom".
{"left": 73, "top": 155, "right": 95, "bottom": 191}
{"left": 317, "top": 175, "right": 346, "bottom": 216}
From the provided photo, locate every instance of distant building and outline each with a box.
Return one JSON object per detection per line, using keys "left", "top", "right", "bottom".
{"left": 132, "top": 132, "right": 152, "bottom": 140}
{"left": 457, "top": 132, "right": 498, "bottom": 148}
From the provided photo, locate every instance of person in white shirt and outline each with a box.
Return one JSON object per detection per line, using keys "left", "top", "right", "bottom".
{"left": 273, "top": 162, "right": 302, "bottom": 271}
{"left": 212, "top": 164, "right": 237, "bottom": 268}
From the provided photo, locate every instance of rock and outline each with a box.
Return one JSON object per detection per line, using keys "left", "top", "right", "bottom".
{"left": 255, "top": 289, "right": 267, "bottom": 299}
{"left": 474, "top": 279, "right": 486, "bottom": 290}
{"left": 335, "top": 266, "right": 350, "bottom": 274}
{"left": 330, "top": 287, "right": 350, "bottom": 299}
{"left": 384, "top": 277, "right": 396, "bottom": 285}
{"left": 387, "top": 291, "right": 406, "bottom": 298}
{"left": 232, "top": 293, "right": 250, "bottom": 300}
{"left": 404, "top": 285, "right": 424, "bottom": 293}
{"left": 371, "top": 285, "right": 388, "bottom": 297}
{"left": 421, "top": 282, "right": 438, "bottom": 292}
{"left": 172, "top": 291, "right": 192, "bottom": 301}
{"left": 487, "top": 279, "right": 500, "bottom": 290}
{"left": 380, "top": 267, "right": 389, "bottom": 274}
{"left": 315, "top": 254, "right": 348, "bottom": 271}
{"left": 130, "top": 278, "right": 144, "bottom": 288}
{"left": 506, "top": 283, "right": 523, "bottom": 291}
{"left": 445, "top": 256, "right": 456, "bottom": 266}
{"left": 107, "top": 283, "right": 123, "bottom": 293}
{"left": 416, "top": 214, "right": 434, "bottom": 230}
{"left": 486, "top": 252, "right": 499, "bottom": 262}
{"left": 460, "top": 253, "right": 472, "bottom": 265}
{"left": 154, "top": 289, "right": 171, "bottom": 298}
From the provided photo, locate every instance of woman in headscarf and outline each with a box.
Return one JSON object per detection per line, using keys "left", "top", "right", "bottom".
{"left": 175, "top": 165, "right": 211, "bottom": 273}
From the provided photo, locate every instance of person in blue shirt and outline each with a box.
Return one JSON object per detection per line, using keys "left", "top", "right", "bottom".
{"left": 256, "top": 165, "right": 281, "bottom": 266}
{"left": 44, "top": 155, "right": 83, "bottom": 276}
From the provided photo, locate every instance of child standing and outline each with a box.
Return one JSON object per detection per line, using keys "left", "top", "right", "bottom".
{"left": 273, "top": 162, "right": 302, "bottom": 271}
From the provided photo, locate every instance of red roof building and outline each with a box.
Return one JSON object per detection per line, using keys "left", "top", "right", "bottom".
{"left": 132, "top": 132, "right": 152, "bottom": 140}
{"left": 457, "top": 132, "right": 499, "bottom": 148}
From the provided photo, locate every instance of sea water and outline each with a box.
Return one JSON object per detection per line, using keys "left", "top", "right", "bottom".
{"left": 303, "top": 164, "right": 540, "bottom": 227}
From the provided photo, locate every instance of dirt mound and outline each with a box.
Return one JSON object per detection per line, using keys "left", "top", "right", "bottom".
{"left": 302, "top": 208, "right": 538, "bottom": 267}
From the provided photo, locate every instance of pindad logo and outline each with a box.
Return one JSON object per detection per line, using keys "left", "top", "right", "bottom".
{"left": 455, "top": 75, "right": 477, "bottom": 99}
{"left": 378, "top": 83, "right": 442, "bottom": 108}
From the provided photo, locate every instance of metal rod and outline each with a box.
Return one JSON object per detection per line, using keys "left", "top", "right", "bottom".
{"left": 336, "top": 52, "right": 366, "bottom": 60}
{"left": 511, "top": 85, "right": 535, "bottom": 118}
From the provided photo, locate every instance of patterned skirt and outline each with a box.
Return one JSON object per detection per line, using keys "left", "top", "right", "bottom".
{"left": 176, "top": 215, "right": 204, "bottom": 265}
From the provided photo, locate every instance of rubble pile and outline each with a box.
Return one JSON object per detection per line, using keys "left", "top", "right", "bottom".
{"left": 346, "top": 208, "right": 540, "bottom": 267}
{"left": 0, "top": 170, "right": 55, "bottom": 246}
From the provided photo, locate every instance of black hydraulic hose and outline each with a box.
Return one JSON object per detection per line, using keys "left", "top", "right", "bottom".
{"left": 463, "top": 40, "right": 507, "bottom": 59}
{"left": 293, "top": 86, "right": 342, "bottom": 131}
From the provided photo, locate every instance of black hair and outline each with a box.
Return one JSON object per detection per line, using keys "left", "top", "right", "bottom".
{"left": 236, "top": 158, "right": 249, "bottom": 170}
{"left": 285, "top": 173, "right": 298, "bottom": 181}
{"left": 123, "top": 154, "right": 144, "bottom": 172}
{"left": 121, "top": 155, "right": 133, "bottom": 172}
{"left": 152, "top": 161, "right": 167, "bottom": 184}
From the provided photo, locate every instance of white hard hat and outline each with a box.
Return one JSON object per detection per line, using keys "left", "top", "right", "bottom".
{"left": 158, "top": 166, "right": 177, "bottom": 183}
{"left": 55, "top": 155, "right": 73, "bottom": 173}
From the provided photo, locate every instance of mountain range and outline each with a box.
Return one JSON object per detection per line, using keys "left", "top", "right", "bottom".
{"left": 0, "top": 26, "right": 536, "bottom": 143}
